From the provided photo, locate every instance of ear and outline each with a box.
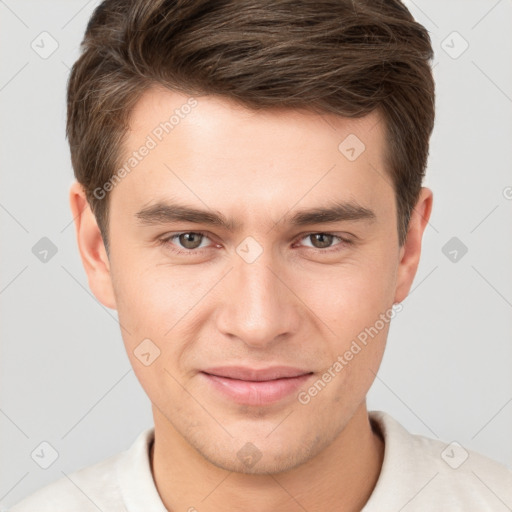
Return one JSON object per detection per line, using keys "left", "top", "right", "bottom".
{"left": 69, "top": 181, "right": 117, "bottom": 310}
{"left": 394, "top": 187, "right": 433, "bottom": 304}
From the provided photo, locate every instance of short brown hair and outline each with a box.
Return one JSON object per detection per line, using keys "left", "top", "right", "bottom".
{"left": 67, "top": 0, "right": 435, "bottom": 252}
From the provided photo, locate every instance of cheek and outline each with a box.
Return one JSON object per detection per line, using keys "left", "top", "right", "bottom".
{"left": 110, "top": 244, "right": 204, "bottom": 331}
{"left": 292, "top": 243, "right": 397, "bottom": 396}
{"left": 109, "top": 249, "right": 221, "bottom": 381}
{"left": 109, "top": 257, "right": 195, "bottom": 397}
{"left": 296, "top": 255, "right": 397, "bottom": 338}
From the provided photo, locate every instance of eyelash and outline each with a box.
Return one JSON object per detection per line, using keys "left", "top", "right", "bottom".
{"left": 157, "top": 231, "right": 353, "bottom": 256}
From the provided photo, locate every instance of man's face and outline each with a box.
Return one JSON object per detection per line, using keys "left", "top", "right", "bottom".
{"left": 105, "top": 86, "right": 404, "bottom": 473}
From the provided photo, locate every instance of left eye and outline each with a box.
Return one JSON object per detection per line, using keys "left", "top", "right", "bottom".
{"left": 162, "top": 232, "right": 212, "bottom": 252}
{"left": 299, "top": 233, "right": 346, "bottom": 250}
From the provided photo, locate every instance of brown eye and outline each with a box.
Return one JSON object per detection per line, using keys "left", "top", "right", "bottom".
{"left": 308, "top": 233, "right": 336, "bottom": 249}
{"left": 177, "top": 232, "right": 204, "bottom": 249}
{"left": 297, "top": 232, "right": 352, "bottom": 253}
{"left": 159, "top": 231, "right": 215, "bottom": 257}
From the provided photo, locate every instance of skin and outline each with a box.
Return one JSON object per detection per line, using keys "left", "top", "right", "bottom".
{"left": 70, "top": 85, "right": 432, "bottom": 512}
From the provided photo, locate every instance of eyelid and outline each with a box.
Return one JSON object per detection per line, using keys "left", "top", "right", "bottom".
{"left": 158, "top": 230, "right": 353, "bottom": 255}
{"left": 159, "top": 230, "right": 215, "bottom": 255}
{"left": 295, "top": 232, "right": 352, "bottom": 249}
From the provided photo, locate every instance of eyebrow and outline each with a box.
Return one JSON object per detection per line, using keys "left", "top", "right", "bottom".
{"left": 135, "top": 200, "right": 376, "bottom": 231}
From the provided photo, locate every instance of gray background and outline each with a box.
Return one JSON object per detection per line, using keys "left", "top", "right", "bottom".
{"left": 1, "top": 0, "right": 511, "bottom": 508}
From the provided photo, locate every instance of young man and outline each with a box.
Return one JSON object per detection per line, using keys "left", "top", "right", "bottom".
{"left": 11, "top": 0, "right": 512, "bottom": 510}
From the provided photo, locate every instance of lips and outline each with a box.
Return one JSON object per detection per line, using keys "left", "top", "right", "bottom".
{"left": 201, "top": 365, "right": 312, "bottom": 381}
{"left": 200, "top": 366, "right": 314, "bottom": 405}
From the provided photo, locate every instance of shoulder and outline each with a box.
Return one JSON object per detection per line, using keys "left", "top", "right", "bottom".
{"left": 364, "top": 411, "right": 512, "bottom": 511}
{"left": 8, "top": 452, "right": 123, "bottom": 512}
{"left": 8, "top": 428, "right": 155, "bottom": 512}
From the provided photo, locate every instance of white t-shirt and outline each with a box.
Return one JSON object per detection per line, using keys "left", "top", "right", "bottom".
{"left": 9, "top": 411, "right": 512, "bottom": 511}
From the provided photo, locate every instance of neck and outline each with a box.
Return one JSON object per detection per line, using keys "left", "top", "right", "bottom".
{"left": 150, "top": 402, "right": 384, "bottom": 512}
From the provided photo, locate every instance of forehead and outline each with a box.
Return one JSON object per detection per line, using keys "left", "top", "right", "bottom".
{"left": 127, "top": 85, "right": 386, "bottom": 153}
{"left": 110, "top": 86, "right": 392, "bottom": 229}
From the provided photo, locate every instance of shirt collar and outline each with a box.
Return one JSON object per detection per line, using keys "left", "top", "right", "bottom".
{"left": 116, "top": 427, "right": 168, "bottom": 511}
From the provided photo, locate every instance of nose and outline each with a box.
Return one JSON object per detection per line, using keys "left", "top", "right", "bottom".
{"left": 215, "top": 252, "right": 301, "bottom": 349}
